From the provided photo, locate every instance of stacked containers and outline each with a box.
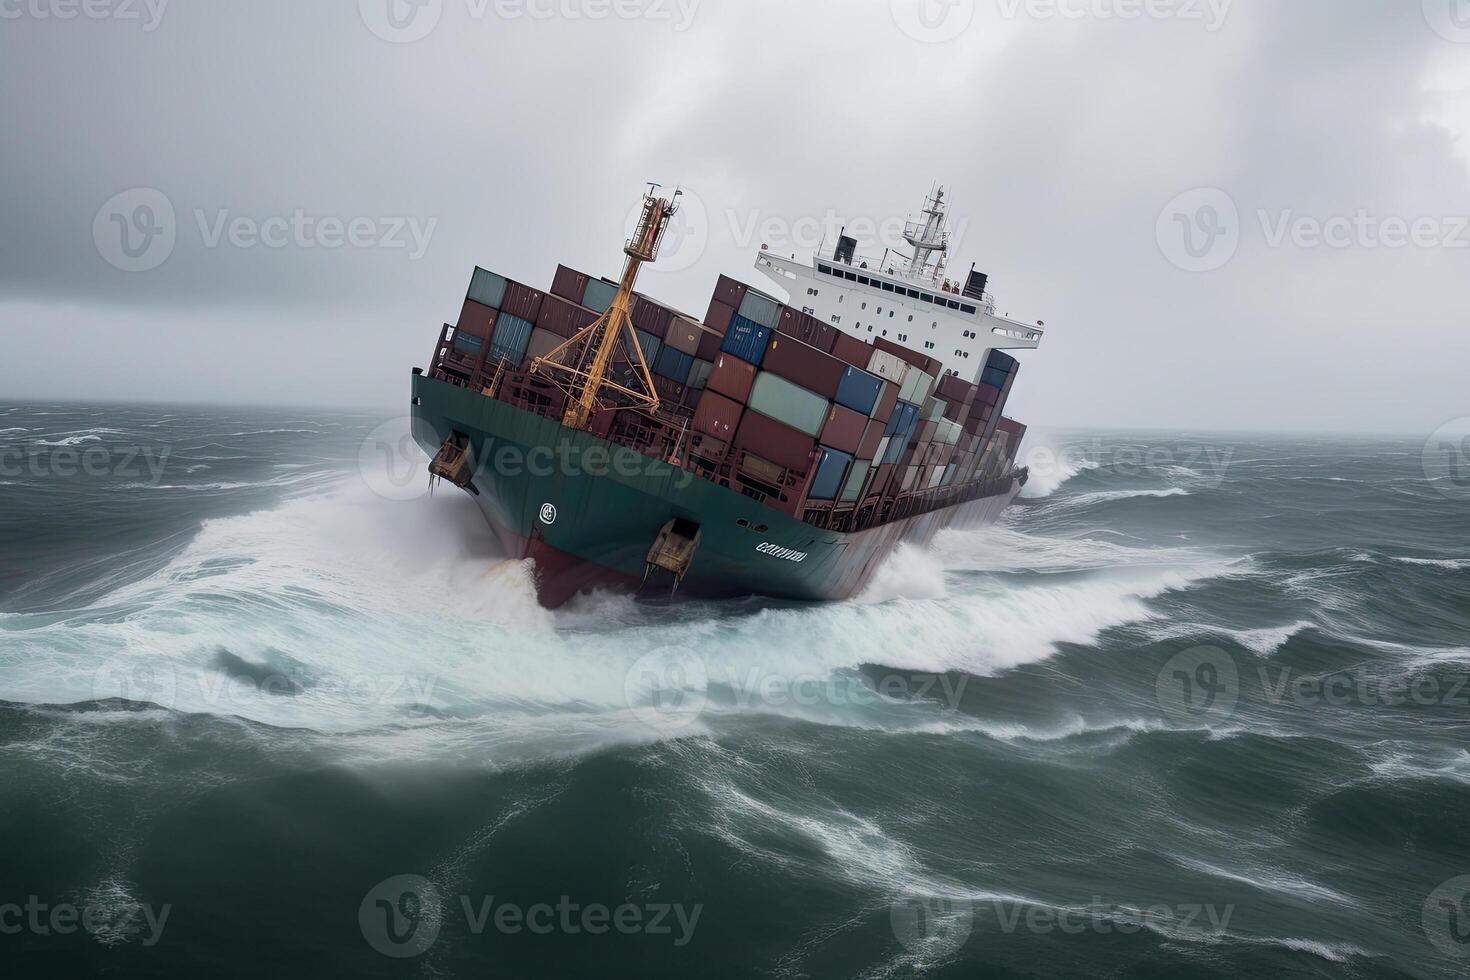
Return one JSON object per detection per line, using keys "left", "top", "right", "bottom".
{"left": 737, "top": 289, "right": 783, "bottom": 331}
{"left": 489, "top": 313, "right": 534, "bottom": 365}
{"left": 582, "top": 278, "right": 618, "bottom": 314}
{"left": 550, "top": 264, "right": 589, "bottom": 303}
{"left": 808, "top": 447, "right": 854, "bottom": 500}
{"left": 467, "top": 267, "right": 507, "bottom": 310}
{"left": 721, "top": 315, "right": 771, "bottom": 365}
{"left": 536, "top": 294, "right": 599, "bottom": 339}
{"left": 500, "top": 281, "right": 545, "bottom": 323}
{"left": 775, "top": 307, "right": 835, "bottom": 353}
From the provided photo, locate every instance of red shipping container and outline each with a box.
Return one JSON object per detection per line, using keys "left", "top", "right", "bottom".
{"left": 500, "top": 281, "right": 545, "bottom": 322}
{"left": 537, "top": 294, "right": 598, "bottom": 339}
{"left": 858, "top": 419, "right": 885, "bottom": 459}
{"left": 763, "top": 335, "right": 845, "bottom": 398}
{"left": 457, "top": 299, "right": 498, "bottom": 339}
{"left": 708, "top": 354, "right": 757, "bottom": 404}
{"left": 936, "top": 373, "right": 973, "bottom": 403}
{"left": 734, "top": 410, "right": 817, "bottom": 474}
{"left": 696, "top": 326, "right": 724, "bottom": 361}
{"left": 705, "top": 299, "right": 736, "bottom": 337}
{"left": 917, "top": 419, "right": 938, "bottom": 444}
{"left": 714, "top": 274, "right": 748, "bottom": 310}
{"left": 974, "top": 383, "right": 1002, "bottom": 407}
{"left": 664, "top": 316, "right": 703, "bottom": 356}
{"left": 693, "top": 390, "right": 743, "bottom": 441}
{"left": 775, "top": 308, "right": 836, "bottom": 353}
{"left": 819, "top": 404, "right": 867, "bottom": 456}
{"left": 551, "top": 265, "right": 590, "bottom": 303}
{"left": 829, "top": 330, "right": 872, "bottom": 368}
{"left": 632, "top": 295, "right": 675, "bottom": 339}
{"left": 923, "top": 355, "right": 944, "bottom": 378}
{"left": 874, "top": 335, "right": 928, "bottom": 371}
{"left": 872, "top": 381, "right": 899, "bottom": 424}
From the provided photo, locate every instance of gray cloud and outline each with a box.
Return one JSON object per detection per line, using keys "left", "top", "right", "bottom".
{"left": 2, "top": 0, "right": 1467, "bottom": 430}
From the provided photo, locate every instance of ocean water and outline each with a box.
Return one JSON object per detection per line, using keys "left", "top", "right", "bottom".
{"left": 1, "top": 402, "right": 1467, "bottom": 978}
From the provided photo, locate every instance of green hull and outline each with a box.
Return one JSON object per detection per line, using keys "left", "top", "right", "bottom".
{"left": 412, "top": 375, "right": 1020, "bottom": 607}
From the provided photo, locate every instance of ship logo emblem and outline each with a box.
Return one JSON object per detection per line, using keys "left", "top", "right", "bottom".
{"left": 539, "top": 503, "right": 558, "bottom": 526}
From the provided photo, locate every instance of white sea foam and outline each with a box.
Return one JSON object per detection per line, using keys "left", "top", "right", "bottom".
{"left": 1060, "top": 487, "right": 1191, "bottom": 507}
{"left": 1018, "top": 456, "right": 1098, "bottom": 498}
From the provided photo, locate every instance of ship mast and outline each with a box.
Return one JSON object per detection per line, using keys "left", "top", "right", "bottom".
{"left": 903, "top": 185, "right": 951, "bottom": 282}
{"left": 531, "top": 186, "right": 681, "bottom": 430}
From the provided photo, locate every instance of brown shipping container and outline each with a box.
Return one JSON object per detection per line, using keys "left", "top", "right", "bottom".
{"left": 696, "top": 326, "right": 724, "bottom": 361}
{"left": 537, "top": 294, "right": 599, "bottom": 339}
{"left": 936, "top": 373, "right": 973, "bottom": 404}
{"left": 526, "top": 327, "right": 563, "bottom": 363}
{"left": 714, "top": 274, "right": 748, "bottom": 310}
{"left": 923, "top": 355, "right": 945, "bottom": 378}
{"left": 705, "top": 299, "right": 736, "bottom": 337}
{"left": 974, "top": 383, "right": 1002, "bottom": 407}
{"left": 775, "top": 308, "right": 836, "bottom": 353}
{"left": 829, "top": 330, "right": 872, "bottom": 368}
{"left": 664, "top": 316, "right": 703, "bottom": 356}
{"left": 693, "top": 390, "right": 743, "bottom": 441}
{"left": 874, "top": 335, "right": 928, "bottom": 371}
{"left": 708, "top": 354, "right": 757, "bottom": 404}
{"left": 763, "top": 335, "right": 845, "bottom": 398}
{"left": 858, "top": 419, "right": 885, "bottom": 459}
{"left": 819, "top": 404, "right": 867, "bottom": 456}
{"left": 734, "top": 410, "right": 817, "bottom": 474}
{"left": 500, "top": 282, "right": 545, "bottom": 322}
{"left": 901, "top": 466, "right": 920, "bottom": 491}
{"left": 872, "top": 381, "right": 899, "bottom": 425}
{"left": 457, "top": 299, "right": 498, "bottom": 338}
{"left": 632, "top": 295, "right": 675, "bottom": 339}
{"left": 917, "top": 419, "right": 938, "bottom": 444}
{"left": 551, "top": 265, "right": 590, "bottom": 303}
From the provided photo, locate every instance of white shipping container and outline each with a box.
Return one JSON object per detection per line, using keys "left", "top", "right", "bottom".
{"left": 866, "top": 349, "right": 909, "bottom": 385}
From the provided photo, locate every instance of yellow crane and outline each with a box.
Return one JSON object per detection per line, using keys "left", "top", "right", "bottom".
{"left": 531, "top": 187, "right": 681, "bottom": 431}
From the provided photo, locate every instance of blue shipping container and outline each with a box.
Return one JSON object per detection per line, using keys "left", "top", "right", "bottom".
{"left": 582, "top": 278, "right": 618, "bottom": 314}
{"left": 980, "top": 366, "right": 1009, "bottom": 390}
{"left": 626, "top": 328, "right": 661, "bottom": 366}
{"left": 721, "top": 314, "right": 770, "bottom": 365}
{"left": 987, "top": 350, "right": 1018, "bottom": 374}
{"left": 491, "top": 313, "right": 534, "bottom": 361}
{"left": 835, "top": 366, "right": 884, "bottom": 416}
{"left": 884, "top": 400, "right": 919, "bottom": 437}
{"left": 453, "top": 331, "right": 483, "bottom": 356}
{"left": 654, "top": 346, "right": 695, "bottom": 383}
{"left": 468, "top": 267, "right": 507, "bottom": 309}
{"left": 808, "top": 447, "right": 854, "bottom": 501}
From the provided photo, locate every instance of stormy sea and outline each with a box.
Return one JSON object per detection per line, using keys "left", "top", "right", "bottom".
{"left": 1, "top": 401, "right": 1467, "bottom": 979}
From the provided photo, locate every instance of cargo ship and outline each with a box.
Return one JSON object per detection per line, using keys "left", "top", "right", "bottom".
{"left": 411, "top": 186, "right": 1044, "bottom": 608}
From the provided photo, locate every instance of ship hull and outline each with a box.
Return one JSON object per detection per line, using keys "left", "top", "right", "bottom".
{"left": 412, "top": 375, "right": 1020, "bottom": 608}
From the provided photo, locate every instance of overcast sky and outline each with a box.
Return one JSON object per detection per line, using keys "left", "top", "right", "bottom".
{"left": 2, "top": 0, "right": 1467, "bottom": 432}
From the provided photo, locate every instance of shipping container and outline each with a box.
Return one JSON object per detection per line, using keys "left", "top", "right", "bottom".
{"left": 872, "top": 381, "right": 899, "bottom": 425}
{"left": 858, "top": 419, "right": 885, "bottom": 460}
{"left": 840, "top": 459, "right": 872, "bottom": 503}
{"left": 884, "top": 400, "right": 921, "bottom": 438}
{"left": 734, "top": 410, "right": 817, "bottom": 474}
{"left": 452, "top": 330, "right": 484, "bottom": 357}
{"left": 582, "top": 277, "right": 618, "bottom": 314}
{"left": 874, "top": 335, "right": 929, "bottom": 371}
{"left": 900, "top": 368, "right": 936, "bottom": 405}
{"left": 489, "top": 312, "right": 534, "bottom": 365}
{"left": 748, "top": 372, "right": 829, "bottom": 438}
{"left": 927, "top": 466, "right": 947, "bottom": 490}
{"left": 693, "top": 390, "right": 742, "bottom": 441}
{"left": 974, "top": 383, "right": 1002, "bottom": 407}
{"left": 714, "top": 274, "right": 748, "bottom": 310}
{"left": 704, "top": 299, "right": 736, "bottom": 337}
{"left": 829, "top": 330, "right": 872, "bottom": 369}
{"left": 467, "top": 267, "right": 507, "bottom": 310}
{"left": 664, "top": 316, "right": 703, "bottom": 356}
{"left": 737, "top": 290, "right": 783, "bottom": 329}
{"left": 819, "top": 403, "right": 867, "bottom": 456}
{"left": 739, "top": 452, "right": 786, "bottom": 486}
{"left": 696, "top": 325, "right": 724, "bottom": 361}
{"left": 501, "top": 281, "right": 545, "bottom": 322}
{"left": 936, "top": 419, "right": 963, "bottom": 446}
{"left": 834, "top": 365, "right": 883, "bottom": 416}
{"left": 775, "top": 307, "right": 835, "bottom": 352}
{"left": 808, "top": 447, "right": 854, "bottom": 501}
{"left": 763, "top": 334, "right": 846, "bottom": 398}
{"left": 980, "top": 366, "right": 1009, "bottom": 390}
{"left": 526, "top": 327, "right": 563, "bottom": 363}
{"left": 866, "top": 348, "right": 909, "bottom": 385}
{"left": 686, "top": 358, "right": 713, "bottom": 390}
{"left": 708, "top": 354, "right": 757, "bottom": 404}
{"left": 901, "top": 466, "right": 920, "bottom": 491}
{"left": 721, "top": 314, "right": 771, "bottom": 365}
{"left": 874, "top": 437, "right": 891, "bottom": 468}
{"left": 457, "top": 299, "right": 498, "bottom": 338}
{"left": 536, "top": 294, "right": 598, "bottom": 339}
{"left": 624, "top": 328, "right": 662, "bottom": 368}
{"left": 551, "top": 264, "right": 589, "bottom": 303}
{"left": 654, "top": 345, "right": 696, "bottom": 383}
{"left": 987, "top": 349, "right": 1019, "bottom": 375}
{"left": 925, "top": 397, "right": 947, "bottom": 422}
{"left": 936, "top": 372, "right": 974, "bottom": 403}
{"left": 632, "top": 295, "right": 675, "bottom": 339}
